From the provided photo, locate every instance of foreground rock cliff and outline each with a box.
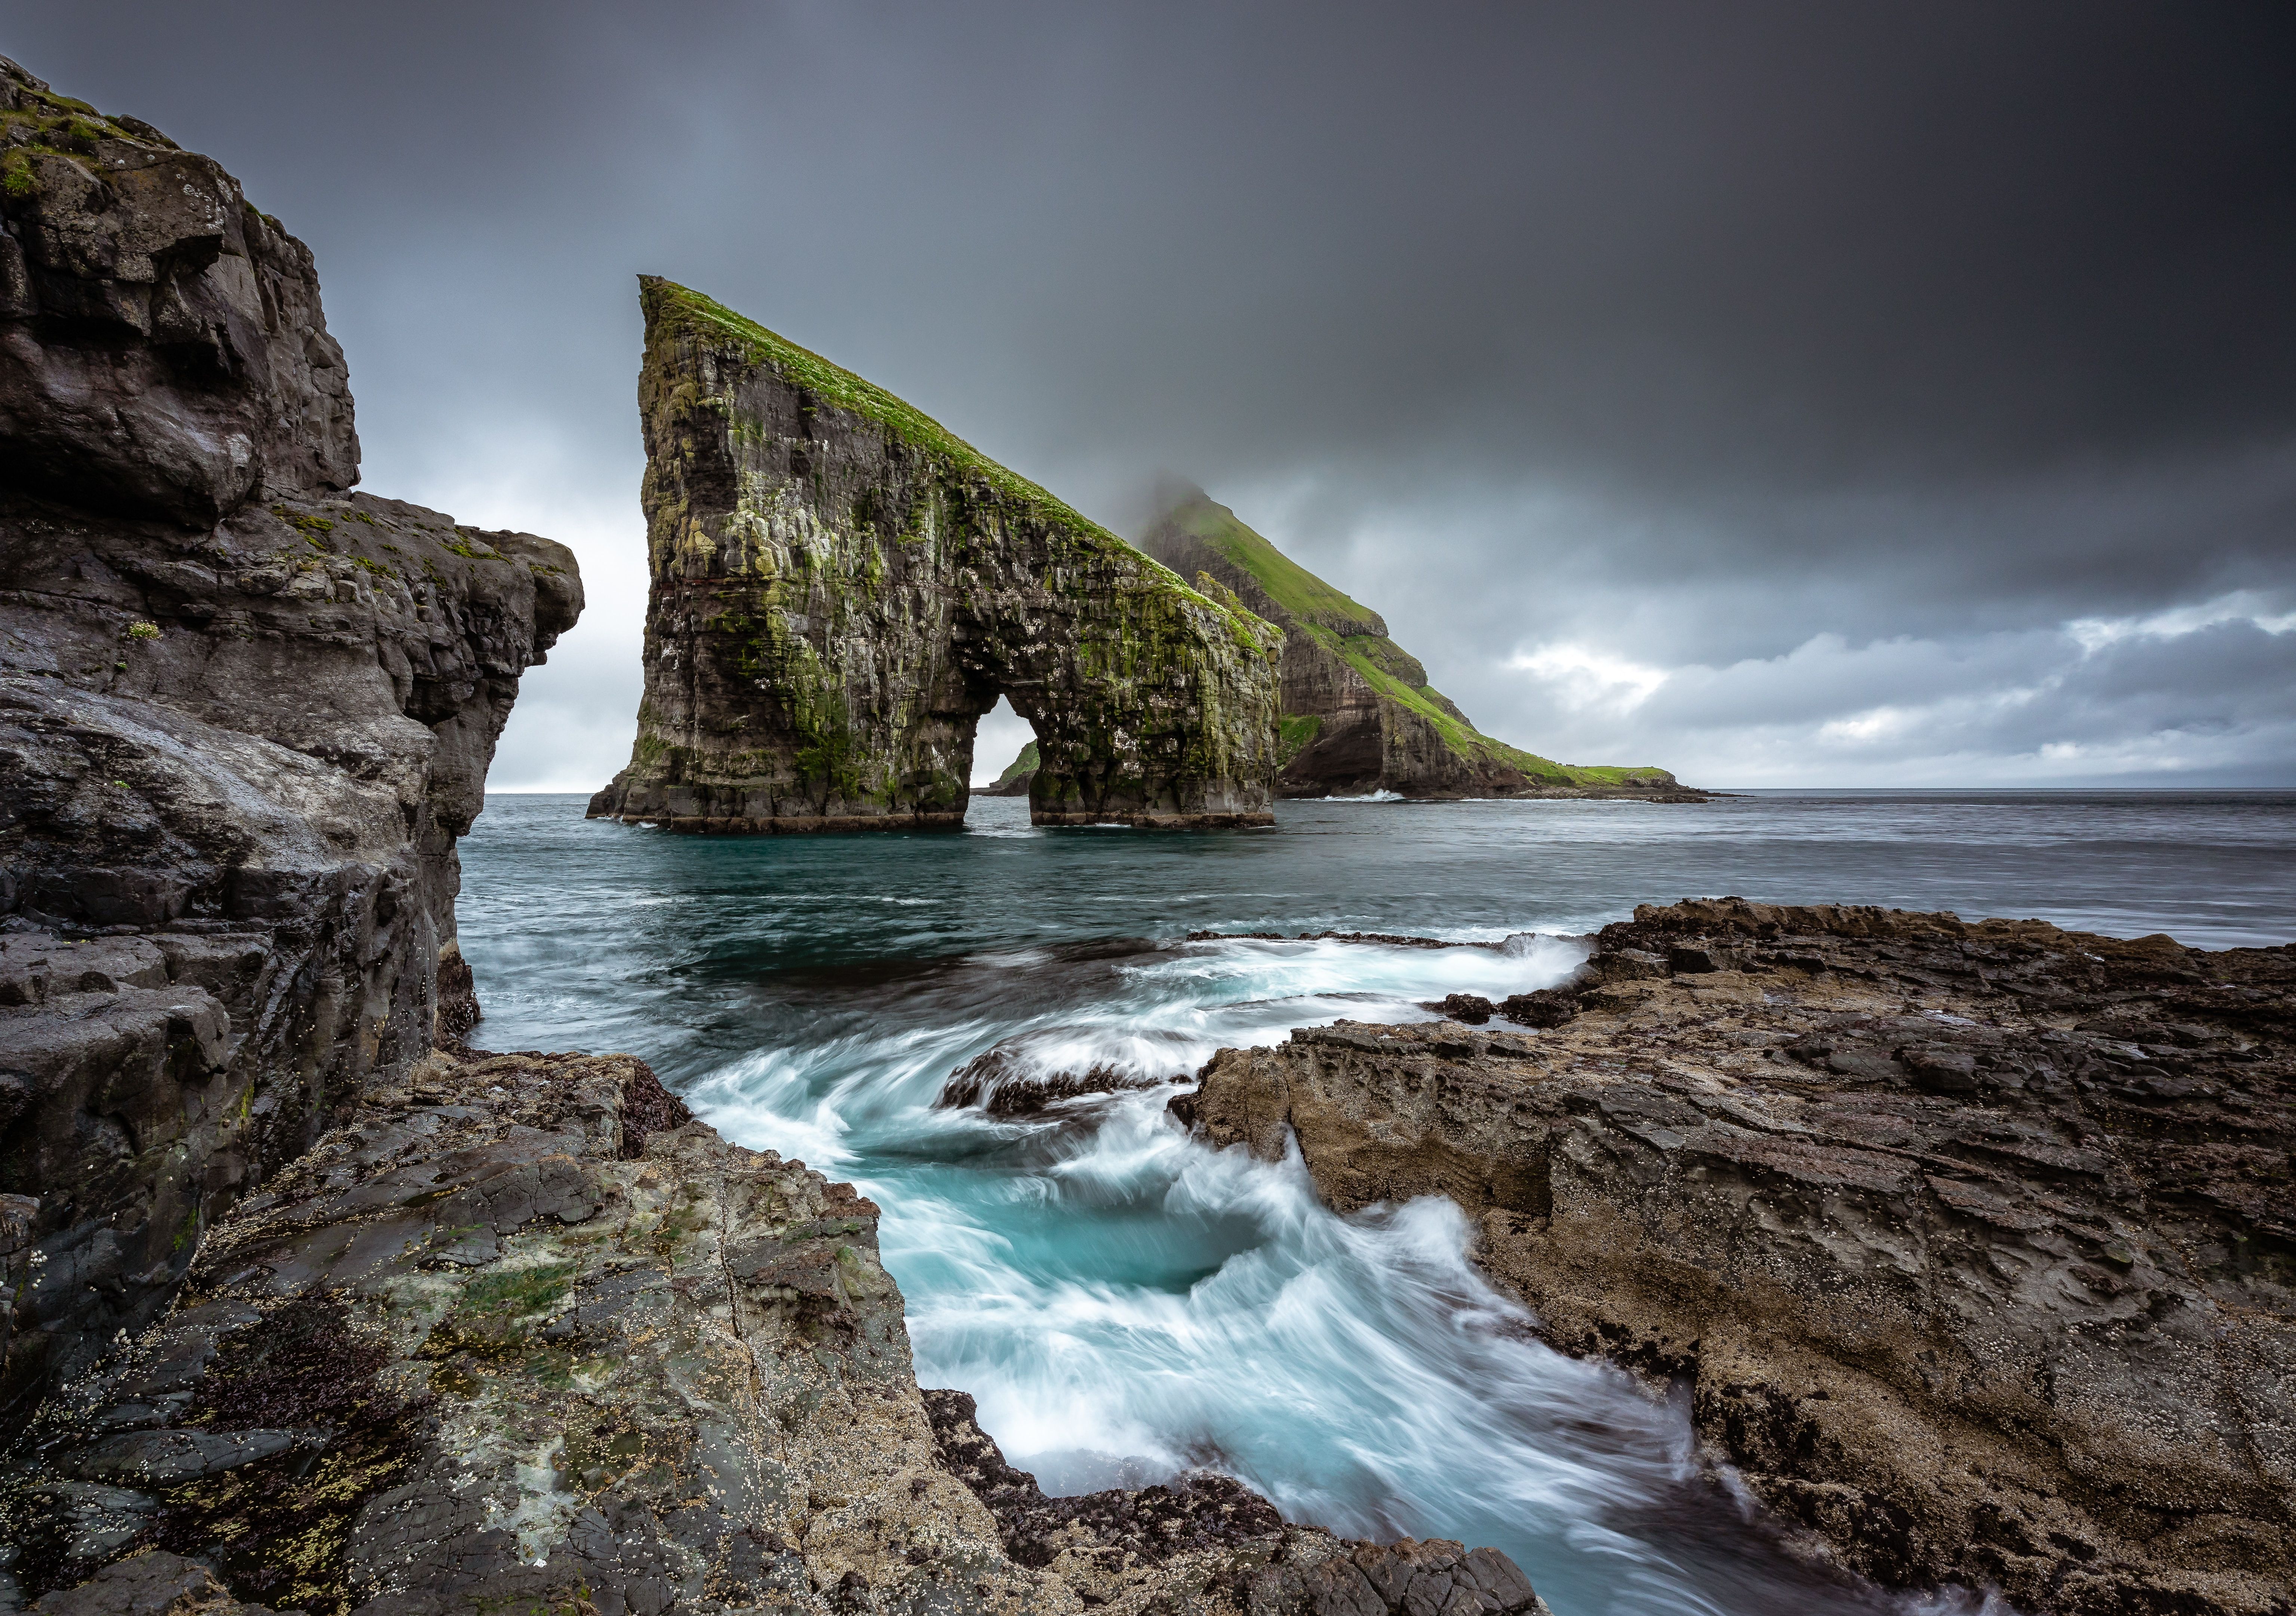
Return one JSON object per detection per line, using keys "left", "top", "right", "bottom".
{"left": 589, "top": 281, "right": 1284, "bottom": 831}
{"left": 1184, "top": 902, "right": 2296, "bottom": 1615}
{"left": 1134, "top": 490, "right": 1690, "bottom": 801}
{"left": 0, "top": 56, "right": 582, "bottom": 1413}
{"left": 1, "top": 1047, "right": 1555, "bottom": 1616}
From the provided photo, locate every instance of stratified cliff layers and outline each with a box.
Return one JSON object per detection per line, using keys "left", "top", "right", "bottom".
{"left": 1137, "top": 492, "right": 1690, "bottom": 800}
{"left": 588, "top": 280, "right": 1284, "bottom": 831}
{"left": 0, "top": 57, "right": 581, "bottom": 1412}
{"left": 1184, "top": 904, "right": 2296, "bottom": 1615}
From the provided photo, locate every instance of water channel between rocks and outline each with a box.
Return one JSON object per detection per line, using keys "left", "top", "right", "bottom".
{"left": 457, "top": 790, "right": 2296, "bottom": 1616}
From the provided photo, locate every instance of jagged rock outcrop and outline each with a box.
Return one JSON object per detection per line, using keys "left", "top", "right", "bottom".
{"left": 1135, "top": 490, "right": 1692, "bottom": 801}
{"left": 1183, "top": 901, "right": 2296, "bottom": 1615}
{"left": 588, "top": 280, "right": 1284, "bottom": 832}
{"left": 0, "top": 57, "right": 581, "bottom": 1416}
{"left": 1, "top": 1047, "right": 1552, "bottom": 1616}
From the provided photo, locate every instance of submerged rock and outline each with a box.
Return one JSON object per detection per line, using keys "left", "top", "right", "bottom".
{"left": 1184, "top": 899, "right": 2296, "bottom": 1614}
{"left": 1134, "top": 488, "right": 1692, "bottom": 802}
{"left": 936, "top": 1045, "right": 1181, "bottom": 1116}
{"left": 589, "top": 281, "right": 1284, "bottom": 832}
{"left": 0, "top": 56, "right": 580, "bottom": 1415}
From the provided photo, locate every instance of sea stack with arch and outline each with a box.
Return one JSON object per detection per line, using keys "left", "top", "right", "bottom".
{"left": 588, "top": 277, "right": 1284, "bottom": 831}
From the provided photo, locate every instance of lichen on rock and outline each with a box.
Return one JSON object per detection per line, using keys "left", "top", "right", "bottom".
{"left": 588, "top": 279, "right": 1285, "bottom": 832}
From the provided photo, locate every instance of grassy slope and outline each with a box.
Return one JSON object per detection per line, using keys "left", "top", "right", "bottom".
{"left": 990, "top": 740, "right": 1039, "bottom": 788}
{"left": 1164, "top": 497, "right": 1670, "bottom": 786}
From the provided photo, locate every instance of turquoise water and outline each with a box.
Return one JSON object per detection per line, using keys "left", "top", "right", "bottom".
{"left": 457, "top": 790, "right": 2296, "bottom": 1616}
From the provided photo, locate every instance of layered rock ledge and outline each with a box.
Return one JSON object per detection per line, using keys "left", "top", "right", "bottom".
{"left": 0, "top": 1047, "right": 1553, "bottom": 1616}
{"left": 1183, "top": 900, "right": 2296, "bottom": 1615}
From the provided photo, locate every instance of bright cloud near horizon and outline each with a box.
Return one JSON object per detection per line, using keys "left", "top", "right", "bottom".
{"left": 15, "top": 3, "right": 2292, "bottom": 789}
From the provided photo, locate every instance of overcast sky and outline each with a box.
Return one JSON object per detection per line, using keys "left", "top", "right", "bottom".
{"left": 18, "top": 2, "right": 2295, "bottom": 786}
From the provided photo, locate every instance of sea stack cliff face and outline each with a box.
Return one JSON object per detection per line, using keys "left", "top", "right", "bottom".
{"left": 1184, "top": 903, "right": 2296, "bottom": 1615}
{"left": 0, "top": 56, "right": 581, "bottom": 1412}
{"left": 588, "top": 279, "right": 1283, "bottom": 831}
{"left": 1135, "top": 492, "right": 1689, "bottom": 801}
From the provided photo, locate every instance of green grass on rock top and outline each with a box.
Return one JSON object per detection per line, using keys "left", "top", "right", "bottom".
{"left": 1154, "top": 492, "right": 1675, "bottom": 789}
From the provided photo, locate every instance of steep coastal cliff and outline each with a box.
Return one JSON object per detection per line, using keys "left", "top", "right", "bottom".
{"left": 1183, "top": 903, "right": 2296, "bottom": 1615}
{"left": 590, "top": 282, "right": 1284, "bottom": 831}
{"left": 0, "top": 55, "right": 581, "bottom": 1413}
{"left": 1135, "top": 492, "right": 1688, "bottom": 800}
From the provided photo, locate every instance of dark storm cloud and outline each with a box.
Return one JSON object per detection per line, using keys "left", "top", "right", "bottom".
{"left": 11, "top": 1, "right": 2293, "bottom": 784}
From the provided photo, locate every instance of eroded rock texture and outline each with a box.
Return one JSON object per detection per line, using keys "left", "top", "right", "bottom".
{"left": 588, "top": 280, "right": 1283, "bottom": 831}
{"left": 1186, "top": 901, "right": 2296, "bottom": 1615}
{"left": 2, "top": 1050, "right": 1550, "bottom": 1616}
{"left": 1135, "top": 490, "right": 1691, "bottom": 801}
{"left": 0, "top": 57, "right": 581, "bottom": 1414}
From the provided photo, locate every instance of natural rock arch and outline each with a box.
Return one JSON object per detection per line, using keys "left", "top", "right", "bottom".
{"left": 589, "top": 278, "right": 1284, "bottom": 831}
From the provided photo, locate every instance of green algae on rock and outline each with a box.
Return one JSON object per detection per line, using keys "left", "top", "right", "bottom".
{"left": 1136, "top": 489, "right": 1693, "bottom": 800}
{"left": 589, "top": 280, "right": 1285, "bottom": 832}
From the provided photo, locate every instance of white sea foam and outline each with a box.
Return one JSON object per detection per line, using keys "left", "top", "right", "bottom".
{"left": 688, "top": 930, "right": 1977, "bottom": 1614}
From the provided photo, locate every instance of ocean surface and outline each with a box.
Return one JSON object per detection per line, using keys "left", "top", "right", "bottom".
{"left": 458, "top": 790, "right": 2296, "bottom": 1616}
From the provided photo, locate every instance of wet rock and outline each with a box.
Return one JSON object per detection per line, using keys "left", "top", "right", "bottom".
{"left": 1420, "top": 994, "right": 1494, "bottom": 1025}
{"left": 0, "top": 56, "right": 581, "bottom": 1413}
{"left": 937, "top": 1046, "right": 1178, "bottom": 1116}
{"left": 1494, "top": 991, "right": 1576, "bottom": 1030}
{"left": 28, "top": 1549, "right": 273, "bottom": 1615}
{"left": 1184, "top": 899, "right": 2296, "bottom": 1615}
{"left": 588, "top": 279, "right": 1283, "bottom": 833}
{"left": 62, "top": 1428, "right": 298, "bottom": 1485}
{"left": 922, "top": 1390, "right": 1550, "bottom": 1616}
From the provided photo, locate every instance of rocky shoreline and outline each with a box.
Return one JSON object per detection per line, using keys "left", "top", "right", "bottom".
{"left": 1182, "top": 901, "right": 2295, "bottom": 1616}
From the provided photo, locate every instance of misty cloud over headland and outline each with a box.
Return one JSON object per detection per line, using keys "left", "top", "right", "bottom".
{"left": 18, "top": 1, "right": 2293, "bottom": 785}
